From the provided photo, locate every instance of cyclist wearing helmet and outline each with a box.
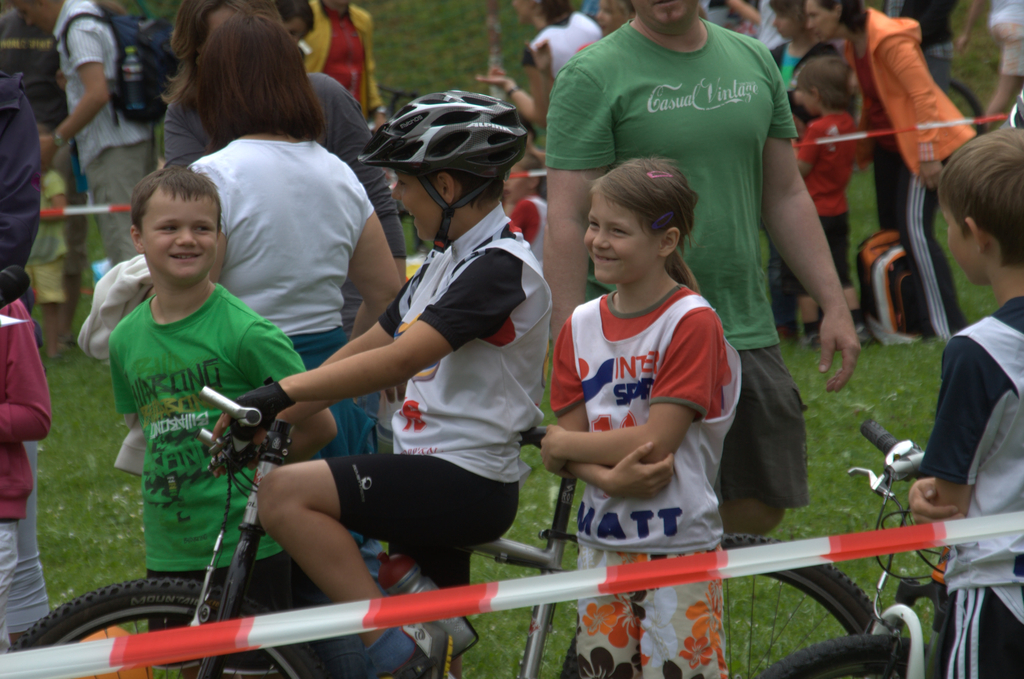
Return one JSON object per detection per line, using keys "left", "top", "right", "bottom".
{"left": 219, "top": 91, "right": 551, "bottom": 679}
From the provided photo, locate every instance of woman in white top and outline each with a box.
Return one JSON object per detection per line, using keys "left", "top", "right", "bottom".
{"left": 958, "top": 0, "right": 1024, "bottom": 115}
{"left": 190, "top": 13, "right": 402, "bottom": 460}
{"left": 476, "top": 0, "right": 600, "bottom": 126}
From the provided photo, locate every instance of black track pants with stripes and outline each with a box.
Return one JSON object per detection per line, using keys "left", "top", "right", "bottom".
{"left": 874, "top": 146, "right": 966, "bottom": 339}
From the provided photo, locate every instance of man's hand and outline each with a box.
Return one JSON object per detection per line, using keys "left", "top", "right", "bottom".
{"left": 597, "top": 442, "right": 673, "bottom": 498}
{"left": 909, "top": 477, "right": 966, "bottom": 524}
{"left": 817, "top": 306, "right": 860, "bottom": 392}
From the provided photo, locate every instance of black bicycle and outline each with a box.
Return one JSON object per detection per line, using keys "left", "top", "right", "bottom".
{"left": 758, "top": 420, "right": 950, "bottom": 679}
{"left": 12, "top": 387, "right": 875, "bottom": 679}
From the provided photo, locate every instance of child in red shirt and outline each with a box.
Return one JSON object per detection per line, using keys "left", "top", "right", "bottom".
{"left": 784, "top": 55, "right": 869, "bottom": 346}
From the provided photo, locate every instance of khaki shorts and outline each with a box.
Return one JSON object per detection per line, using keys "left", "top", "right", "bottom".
{"left": 575, "top": 546, "right": 728, "bottom": 679}
{"left": 25, "top": 258, "right": 66, "bottom": 304}
{"left": 993, "top": 23, "right": 1024, "bottom": 76}
{"left": 717, "top": 345, "right": 809, "bottom": 508}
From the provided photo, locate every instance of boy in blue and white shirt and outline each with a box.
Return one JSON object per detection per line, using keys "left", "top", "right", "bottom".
{"left": 909, "top": 129, "right": 1024, "bottom": 678}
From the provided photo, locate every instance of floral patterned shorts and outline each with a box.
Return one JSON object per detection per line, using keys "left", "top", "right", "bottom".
{"left": 574, "top": 546, "right": 728, "bottom": 679}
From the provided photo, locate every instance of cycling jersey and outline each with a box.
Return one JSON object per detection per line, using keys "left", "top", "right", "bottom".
{"left": 551, "top": 287, "right": 741, "bottom": 554}
{"left": 379, "top": 205, "right": 551, "bottom": 483}
{"left": 921, "top": 297, "right": 1024, "bottom": 601}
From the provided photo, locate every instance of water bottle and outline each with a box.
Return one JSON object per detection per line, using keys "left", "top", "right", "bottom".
{"left": 121, "top": 47, "right": 146, "bottom": 111}
{"left": 377, "top": 553, "right": 479, "bottom": 656}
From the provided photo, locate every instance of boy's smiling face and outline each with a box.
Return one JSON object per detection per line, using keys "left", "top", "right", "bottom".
{"left": 131, "top": 189, "right": 220, "bottom": 289}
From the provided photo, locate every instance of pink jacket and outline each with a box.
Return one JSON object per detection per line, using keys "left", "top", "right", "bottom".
{"left": 0, "top": 300, "right": 51, "bottom": 520}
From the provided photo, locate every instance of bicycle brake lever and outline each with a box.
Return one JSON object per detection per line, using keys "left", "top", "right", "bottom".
{"left": 196, "top": 428, "right": 227, "bottom": 458}
{"left": 847, "top": 467, "right": 895, "bottom": 498}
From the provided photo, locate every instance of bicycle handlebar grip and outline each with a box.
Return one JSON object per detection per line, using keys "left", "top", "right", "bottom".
{"left": 860, "top": 419, "right": 899, "bottom": 454}
{"left": 198, "top": 386, "right": 261, "bottom": 427}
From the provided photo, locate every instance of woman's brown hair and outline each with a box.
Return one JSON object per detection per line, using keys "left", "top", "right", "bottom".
{"left": 810, "top": 0, "right": 867, "bottom": 32}
{"left": 591, "top": 158, "right": 701, "bottom": 291}
{"left": 539, "top": 0, "right": 573, "bottom": 23}
{"left": 196, "top": 13, "right": 325, "bottom": 152}
{"left": 164, "top": 0, "right": 280, "bottom": 110}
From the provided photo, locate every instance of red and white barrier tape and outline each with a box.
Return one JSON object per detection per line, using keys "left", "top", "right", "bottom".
{"left": 40, "top": 204, "right": 130, "bottom": 219}
{"left": 3, "top": 511, "right": 1023, "bottom": 679}
{"left": 793, "top": 114, "right": 1007, "bottom": 147}
{"left": 507, "top": 169, "right": 548, "bottom": 179}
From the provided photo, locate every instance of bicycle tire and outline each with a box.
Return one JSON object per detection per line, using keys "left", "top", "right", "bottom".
{"left": 756, "top": 634, "right": 911, "bottom": 679}
{"left": 949, "top": 79, "right": 986, "bottom": 133}
{"left": 13, "top": 577, "right": 326, "bottom": 679}
{"left": 560, "top": 533, "right": 873, "bottom": 679}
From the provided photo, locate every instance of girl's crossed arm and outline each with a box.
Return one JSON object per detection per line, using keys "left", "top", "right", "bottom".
{"left": 542, "top": 402, "right": 688, "bottom": 499}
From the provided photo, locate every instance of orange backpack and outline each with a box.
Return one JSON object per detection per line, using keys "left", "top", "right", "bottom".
{"left": 857, "top": 231, "right": 923, "bottom": 344}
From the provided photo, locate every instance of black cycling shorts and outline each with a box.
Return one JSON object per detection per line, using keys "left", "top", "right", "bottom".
{"left": 328, "top": 454, "right": 519, "bottom": 588}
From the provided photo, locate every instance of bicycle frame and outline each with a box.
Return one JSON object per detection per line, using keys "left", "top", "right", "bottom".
{"left": 854, "top": 420, "right": 945, "bottom": 679}
{"left": 195, "top": 420, "right": 293, "bottom": 679}
{"left": 470, "top": 467, "right": 577, "bottom": 679}
{"left": 868, "top": 572, "right": 927, "bottom": 679}
{"left": 194, "top": 397, "right": 571, "bottom": 679}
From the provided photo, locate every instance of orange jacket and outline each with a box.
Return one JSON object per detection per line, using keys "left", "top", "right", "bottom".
{"left": 844, "top": 9, "right": 974, "bottom": 174}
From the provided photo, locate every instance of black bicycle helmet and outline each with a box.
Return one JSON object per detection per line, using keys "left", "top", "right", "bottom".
{"left": 360, "top": 90, "right": 527, "bottom": 178}
{"left": 359, "top": 91, "right": 528, "bottom": 251}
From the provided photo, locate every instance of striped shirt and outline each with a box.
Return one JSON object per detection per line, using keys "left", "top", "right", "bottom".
{"left": 53, "top": 0, "right": 150, "bottom": 170}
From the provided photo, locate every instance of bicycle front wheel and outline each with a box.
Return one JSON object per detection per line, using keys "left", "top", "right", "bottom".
{"left": 560, "top": 534, "right": 873, "bottom": 679}
{"left": 756, "top": 634, "right": 911, "bottom": 679}
{"left": 13, "top": 578, "right": 326, "bottom": 679}
{"left": 721, "top": 533, "right": 874, "bottom": 677}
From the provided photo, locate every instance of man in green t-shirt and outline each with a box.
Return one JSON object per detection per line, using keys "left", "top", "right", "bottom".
{"left": 108, "top": 166, "right": 335, "bottom": 610}
{"left": 544, "top": 0, "right": 859, "bottom": 535}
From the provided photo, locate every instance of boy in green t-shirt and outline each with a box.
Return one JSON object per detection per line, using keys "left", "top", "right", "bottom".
{"left": 108, "top": 166, "right": 335, "bottom": 611}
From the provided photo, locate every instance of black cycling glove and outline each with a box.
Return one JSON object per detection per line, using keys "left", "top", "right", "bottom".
{"left": 231, "top": 380, "right": 296, "bottom": 440}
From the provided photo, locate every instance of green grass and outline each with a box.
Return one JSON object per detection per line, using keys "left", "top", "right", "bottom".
{"left": 26, "top": 2, "right": 1006, "bottom": 676}
{"left": 28, "top": 168, "right": 996, "bottom": 676}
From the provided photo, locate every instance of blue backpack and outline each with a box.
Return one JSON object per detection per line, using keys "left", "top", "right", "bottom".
{"left": 60, "top": 7, "right": 177, "bottom": 123}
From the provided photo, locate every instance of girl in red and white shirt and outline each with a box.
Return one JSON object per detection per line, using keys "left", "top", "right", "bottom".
{"left": 542, "top": 158, "right": 740, "bottom": 679}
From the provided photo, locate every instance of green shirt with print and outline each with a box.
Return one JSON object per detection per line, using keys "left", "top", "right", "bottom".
{"left": 109, "top": 285, "right": 306, "bottom": 571}
{"left": 546, "top": 20, "right": 797, "bottom": 350}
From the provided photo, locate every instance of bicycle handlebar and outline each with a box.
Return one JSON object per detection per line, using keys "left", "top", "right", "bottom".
{"left": 860, "top": 419, "right": 899, "bottom": 455}
{"left": 198, "top": 386, "right": 261, "bottom": 427}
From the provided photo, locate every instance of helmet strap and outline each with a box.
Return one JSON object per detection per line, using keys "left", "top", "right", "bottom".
{"left": 418, "top": 176, "right": 491, "bottom": 252}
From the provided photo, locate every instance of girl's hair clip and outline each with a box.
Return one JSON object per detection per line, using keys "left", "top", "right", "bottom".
{"left": 652, "top": 212, "right": 674, "bottom": 229}
{"left": 647, "top": 171, "right": 673, "bottom": 179}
